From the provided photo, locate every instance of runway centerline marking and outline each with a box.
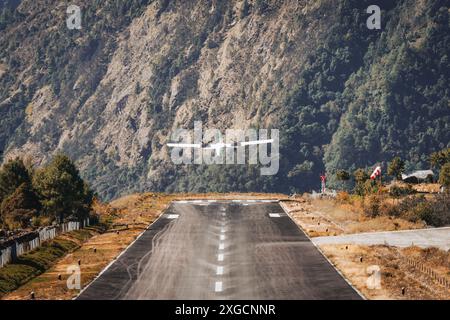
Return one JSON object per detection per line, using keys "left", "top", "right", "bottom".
{"left": 219, "top": 243, "right": 225, "bottom": 250}
{"left": 218, "top": 253, "right": 224, "bottom": 262}
{"left": 220, "top": 234, "right": 226, "bottom": 241}
{"left": 166, "top": 214, "right": 179, "bottom": 219}
{"left": 215, "top": 281, "right": 223, "bottom": 292}
{"left": 216, "top": 266, "right": 224, "bottom": 275}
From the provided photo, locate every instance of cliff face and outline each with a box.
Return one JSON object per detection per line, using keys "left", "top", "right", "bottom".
{"left": 0, "top": 0, "right": 449, "bottom": 199}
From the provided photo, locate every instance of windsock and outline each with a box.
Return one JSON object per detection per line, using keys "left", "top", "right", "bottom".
{"left": 370, "top": 166, "right": 381, "bottom": 180}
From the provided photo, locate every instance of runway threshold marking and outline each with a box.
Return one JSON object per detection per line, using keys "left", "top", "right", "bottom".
{"left": 269, "top": 213, "right": 281, "bottom": 218}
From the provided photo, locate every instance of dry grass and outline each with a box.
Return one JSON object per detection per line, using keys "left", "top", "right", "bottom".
{"left": 320, "top": 244, "right": 450, "bottom": 300}
{"left": 2, "top": 192, "right": 285, "bottom": 300}
{"left": 281, "top": 197, "right": 424, "bottom": 237}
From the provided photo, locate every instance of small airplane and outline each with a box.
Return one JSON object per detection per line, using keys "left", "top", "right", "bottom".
{"left": 167, "top": 138, "right": 274, "bottom": 156}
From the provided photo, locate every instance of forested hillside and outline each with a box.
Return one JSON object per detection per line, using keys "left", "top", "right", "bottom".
{"left": 0, "top": 0, "right": 448, "bottom": 199}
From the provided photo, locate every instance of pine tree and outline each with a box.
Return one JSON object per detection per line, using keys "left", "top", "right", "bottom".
{"left": 33, "top": 154, "right": 93, "bottom": 223}
{"left": 387, "top": 157, "right": 405, "bottom": 180}
{"left": 0, "top": 158, "right": 31, "bottom": 203}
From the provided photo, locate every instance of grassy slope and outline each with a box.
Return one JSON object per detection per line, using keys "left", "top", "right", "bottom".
{"left": 0, "top": 228, "right": 100, "bottom": 296}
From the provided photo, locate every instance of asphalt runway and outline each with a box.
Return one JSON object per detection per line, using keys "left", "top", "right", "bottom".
{"left": 77, "top": 200, "right": 361, "bottom": 300}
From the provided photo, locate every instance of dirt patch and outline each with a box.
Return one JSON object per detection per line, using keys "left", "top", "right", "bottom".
{"left": 319, "top": 244, "right": 450, "bottom": 300}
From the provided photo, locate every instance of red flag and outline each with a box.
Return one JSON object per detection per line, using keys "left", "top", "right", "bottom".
{"left": 370, "top": 166, "right": 381, "bottom": 180}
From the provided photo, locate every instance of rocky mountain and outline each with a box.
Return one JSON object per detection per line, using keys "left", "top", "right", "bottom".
{"left": 0, "top": 0, "right": 449, "bottom": 200}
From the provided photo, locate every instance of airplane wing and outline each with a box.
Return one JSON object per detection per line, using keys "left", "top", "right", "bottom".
{"left": 166, "top": 143, "right": 201, "bottom": 148}
{"left": 240, "top": 139, "right": 274, "bottom": 146}
{"left": 202, "top": 143, "right": 232, "bottom": 150}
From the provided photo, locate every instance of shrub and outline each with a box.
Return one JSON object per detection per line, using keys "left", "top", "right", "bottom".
{"left": 396, "top": 194, "right": 449, "bottom": 226}
{"left": 379, "top": 202, "right": 399, "bottom": 217}
{"left": 403, "top": 202, "right": 433, "bottom": 223}
{"left": 389, "top": 184, "right": 415, "bottom": 198}
{"left": 439, "top": 163, "right": 450, "bottom": 187}
{"left": 363, "top": 179, "right": 379, "bottom": 195}
{"left": 426, "top": 191, "right": 450, "bottom": 226}
{"left": 364, "top": 195, "right": 381, "bottom": 217}
{"left": 336, "top": 191, "right": 351, "bottom": 204}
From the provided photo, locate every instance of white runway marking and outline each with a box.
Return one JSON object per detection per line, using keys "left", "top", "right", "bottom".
{"left": 269, "top": 213, "right": 281, "bottom": 218}
{"left": 219, "top": 243, "right": 225, "bottom": 250}
{"left": 208, "top": 200, "right": 216, "bottom": 203}
{"left": 221, "top": 228, "right": 226, "bottom": 233}
{"left": 166, "top": 214, "right": 180, "bottom": 219}
{"left": 247, "top": 200, "right": 256, "bottom": 202}
{"left": 218, "top": 254, "right": 224, "bottom": 262}
{"left": 216, "top": 266, "right": 224, "bottom": 275}
{"left": 220, "top": 235, "right": 226, "bottom": 241}
{"left": 215, "top": 281, "right": 223, "bottom": 292}
{"left": 221, "top": 212, "right": 226, "bottom": 216}
{"left": 232, "top": 200, "right": 241, "bottom": 202}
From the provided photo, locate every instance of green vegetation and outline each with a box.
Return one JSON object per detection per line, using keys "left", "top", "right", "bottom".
{"left": 0, "top": 158, "right": 31, "bottom": 202}
{"left": 0, "top": 155, "right": 93, "bottom": 230}
{"left": 340, "top": 146, "right": 449, "bottom": 226}
{"left": 387, "top": 157, "right": 405, "bottom": 180}
{"left": 0, "top": 183, "right": 40, "bottom": 229}
{"left": 353, "top": 168, "right": 370, "bottom": 196}
{"left": 362, "top": 192, "right": 450, "bottom": 227}
{"left": 430, "top": 148, "right": 450, "bottom": 169}
{"left": 439, "top": 163, "right": 450, "bottom": 187}
{"left": 33, "top": 155, "right": 93, "bottom": 224}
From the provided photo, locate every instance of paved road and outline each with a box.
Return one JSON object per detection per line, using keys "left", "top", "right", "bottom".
{"left": 78, "top": 200, "right": 361, "bottom": 300}
{"left": 313, "top": 227, "right": 450, "bottom": 251}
